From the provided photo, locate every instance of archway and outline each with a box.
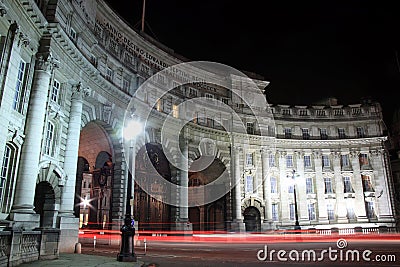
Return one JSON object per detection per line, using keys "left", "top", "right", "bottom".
{"left": 135, "top": 143, "right": 172, "bottom": 231}
{"left": 243, "top": 206, "right": 261, "bottom": 232}
{"left": 34, "top": 182, "right": 56, "bottom": 228}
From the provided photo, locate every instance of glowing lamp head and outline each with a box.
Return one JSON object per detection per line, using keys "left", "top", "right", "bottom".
{"left": 124, "top": 119, "right": 143, "bottom": 141}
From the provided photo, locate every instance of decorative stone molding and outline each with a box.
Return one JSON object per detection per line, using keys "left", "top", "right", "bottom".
{"left": 0, "top": 2, "right": 8, "bottom": 17}
{"left": 18, "top": 32, "right": 30, "bottom": 47}
{"left": 35, "top": 52, "right": 59, "bottom": 72}
{"left": 71, "top": 82, "right": 90, "bottom": 100}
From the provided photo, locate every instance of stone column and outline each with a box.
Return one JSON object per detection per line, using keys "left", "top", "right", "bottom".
{"left": 314, "top": 151, "right": 329, "bottom": 224}
{"left": 261, "top": 148, "right": 272, "bottom": 230}
{"left": 10, "top": 49, "right": 58, "bottom": 230}
{"left": 231, "top": 145, "right": 245, "bottom": 231}
{"left": 334, "top": 152, "right": 348, "bottom": 223}
{"left": 371, "top": 150, "right": 395, "bottom": 222}
{"left": 57, "top": 82, "right": 88, "bottom": 253}
{"left": 350, "top": 151, "right": 368, "bottom": 222}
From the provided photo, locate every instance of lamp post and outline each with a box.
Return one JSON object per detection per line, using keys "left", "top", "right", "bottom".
{"left": 117, "top": 119, "right": 143, "bottom": 262}
{"left": 289, "top": 169, "right": 301, "bottom": 231}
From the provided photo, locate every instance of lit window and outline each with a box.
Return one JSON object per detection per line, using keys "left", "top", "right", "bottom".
{"left": 172, "top": 104, "right": 179, "bottom": 118}
{"left": 366, "top": 201, "right": 375, "bottom": 219}
{"left": 362, "top": 175, "right": 373, "bottom": 192}
{"left": 359, "top": 153, "right": 369, "bottom": 166}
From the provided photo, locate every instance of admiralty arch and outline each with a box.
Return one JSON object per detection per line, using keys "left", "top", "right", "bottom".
{"left": 0, "top": 0, "right": 395, "bottom": 262}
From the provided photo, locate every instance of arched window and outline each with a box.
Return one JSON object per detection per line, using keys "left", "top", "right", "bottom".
{"left": 0, "top": 144, "right": 18, "bottom": 213}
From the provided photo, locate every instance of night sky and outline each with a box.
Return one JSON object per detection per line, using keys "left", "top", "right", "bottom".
{"left": 106, "top": 0, "right": 400, "bottom": 129}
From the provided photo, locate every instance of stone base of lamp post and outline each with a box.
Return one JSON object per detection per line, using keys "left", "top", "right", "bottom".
{"left": 117, "top": 216, "right": 136, "bottom": 262}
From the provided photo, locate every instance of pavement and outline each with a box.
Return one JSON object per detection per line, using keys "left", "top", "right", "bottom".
{"left": 19, "top": 253, "right": 150, "bottom": 267}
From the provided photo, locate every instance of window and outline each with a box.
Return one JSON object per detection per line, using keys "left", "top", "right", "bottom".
{"left": 122, "top": 78, "right": 130, "bottom": 92}
{"left": 298, "top": 109, "right": 308, "bottom": 116}
{"left": 320, "top": 128, "right": 328, "bottom": 139}
{"left": 365, "top": 201, "right": 375, "bottom": 219}
{"left": 188, "top": 87, "right": 197, "bottom": 97}
{"left": 245, "top": 175, "right": 253, "bottom": 193}
{"left": 316, "top": 110, "right": 326, "bottom": 116}
{"left": 356, "top": 127, "right": 365, "bottom": 138}
{"left": 343, "top": 176, "right": 354, "bottom": 193}
{"left": 163, "top": 97, "right": 172, "bottom": 113}
{"left": 286, "top": 155, "right": 293, "bottom": 168}
{"left": 308, "top": 203, "right": 316, "bottom": 221}
{"left": 324, "top": 177, "right": 333, "bottom": 194}
{"left": 359, "top": 153, "right": 369, "bottom": 166}
{"left": 282, "top": 109, "right": 291, "bottom": 115}
{"left": 221, "top": 98, "right": 229, "bottom": 105}
{"left": 106, "top": 67, "right": 114, "bottom": 81}
{"left": 70, "top": 27, "right": 77, "bottom": 40}
{"left": 268, "top": 126, "right": 275, "bottom": 136}
{"left": 322, "top": 155, "right": 330, "bottom": 168}
{"left": 289, "top": 203, "right": 295, "bottom": 221}
{"left": 327, "top": 204, "right": 335, "bottom": 220}
{"left": 51, "top": 80, "right": 60, "bottom": 103}
{"left": 172, "top": 104, "right": 179, "bottom": 118}
{"left": 306, "top": 177, "right": 314, "bottom": 194}
{"left": 246, "top": 122, "right": 254, "bottom": 134}
{"left": 44, "top": 121, "right": 54, "bottom": 156}
{"left": 302, "top": 128, "right": 310, "bottom": 140}
{"left": 205, "top": 93, "right": 214, "bottom": 99}
{"left": 347, "top": 206, "right": 356, "bottom": 220}
{"left": 13, "top": 60, "right": 27, "bottom": 113}
{"left": 341, "top": 154, "right": 350, "bottom": 168}
{"left": 362, "top": 175, "right": 373, "bottom": 192}
{"left": 270, "top": 177, "right": 277, "bottom": 193}
{"left": 284, "top": 128, "right": 292, "bottom": 139}
{"left": 288, "top": 183, "right": 294, "bottom": 194}
{"left": 272, "top": 203, "right": 279, "bottom": 221}
{"left": 338, "top": 128, "right": 346, "bottom": 139}
{"left": 304, "top": 155, "right": 312, "bottom": 168}
{"left": 156, "top": 99, "right": 162, "bottom": 112}
{"left": 0, "top": 145, "right": 16, "bottom": 213}
{"left": 246, "top": 153, "right": 253, "bottom": 166}
{"left": 268, "top": 154, "right": 275, "bottom": 167}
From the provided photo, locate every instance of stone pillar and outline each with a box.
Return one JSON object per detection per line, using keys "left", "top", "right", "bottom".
{"left": 10, "top": 48, "right": 58, "bottom": 230}
{"left": 295, "top": 151, "right": 308, "bottom": 224}
{"left": 57, "top": 82, "right": 88, "bottom": 253}
{"left": 279, "top": 151, "right": 289, "bottom": 225}
{"left": 350, "top": 151, "right": 368, "bottom": 222}
{"left": 173, "top": 132, "right": 192, "bottom": 233}
{"left": 334, "top": 152, "right": 348, "bottom": 223}
{"left": 314, "top": 151, "right": 329, "bottom": 224}
{"left": 231, "top": 145, "right": 245, "bottom": 231}
{"left": 371, "top": 150, "right": 395, "bottom": 222}
{"left": 261, "top": 148, "right": 273, "bottom": 230}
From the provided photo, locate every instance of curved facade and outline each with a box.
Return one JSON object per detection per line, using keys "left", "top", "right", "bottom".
{"left": 0, "top": 0, "right": 396, "bottom": 261}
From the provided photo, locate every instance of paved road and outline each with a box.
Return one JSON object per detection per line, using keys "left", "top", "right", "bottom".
{"left": 81, "top": 237, "right": 400, "bottom": 267}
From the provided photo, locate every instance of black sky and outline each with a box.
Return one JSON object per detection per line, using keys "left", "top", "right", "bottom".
{"left": 106, "top": 0, "right": 400, "bottom": 129}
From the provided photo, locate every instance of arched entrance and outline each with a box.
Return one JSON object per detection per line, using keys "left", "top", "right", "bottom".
{"left": 34, "top": 182, "right": 56, "bottom": 228}
{"left": 188, "top": 156, "right": 227, "bottom": 231}
{"left": 243, "top": 207, "right": 261, "bottom": 232}
{"left": 135, "top": 143, "right": 172, "bottom": 231}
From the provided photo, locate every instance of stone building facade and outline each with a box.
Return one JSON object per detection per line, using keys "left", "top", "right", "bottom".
{"left": 0, "top": 0, "right": 396, "bottom": 263}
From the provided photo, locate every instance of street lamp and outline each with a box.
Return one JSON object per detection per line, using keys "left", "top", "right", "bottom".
{"left": 288, "top": 169, "right": 301, "bottom": 231}
{"left": 117, "top": 119, "right": 143, "bottom": 262}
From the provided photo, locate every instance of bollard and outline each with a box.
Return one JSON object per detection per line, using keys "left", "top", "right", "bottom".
{"left": 74, "top": 243, "right": 82, "bottom": 254}
{"left": 94, "top": 235, "right": 96, "bottom": 250}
